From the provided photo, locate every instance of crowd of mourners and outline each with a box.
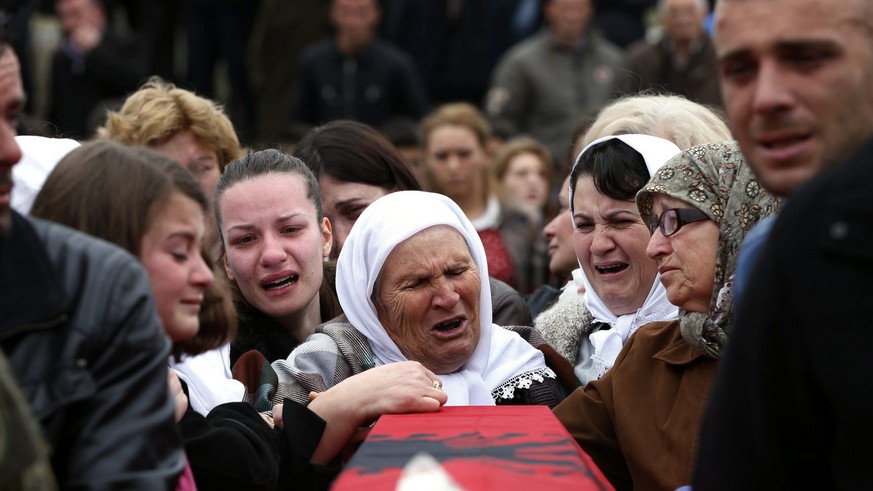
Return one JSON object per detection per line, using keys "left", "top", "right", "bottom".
{"left": 3, "top": 0, "right": 873, "bottom": 489}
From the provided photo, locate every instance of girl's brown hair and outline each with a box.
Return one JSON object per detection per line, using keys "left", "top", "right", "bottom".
{"left": 31, "top": 140, "right": 234, "bottom": 357}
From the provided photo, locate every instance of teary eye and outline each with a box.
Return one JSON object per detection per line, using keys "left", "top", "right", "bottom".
{"left": 574, "top": 220, "right": 594, "bottom": 232}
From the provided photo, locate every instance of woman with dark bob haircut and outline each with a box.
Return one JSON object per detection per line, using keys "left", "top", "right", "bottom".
{"left": 294, "top": 120, "right": 419, "bottom": 256}
{"left": 557, "top": 134, "right": 683, "bottom": 386}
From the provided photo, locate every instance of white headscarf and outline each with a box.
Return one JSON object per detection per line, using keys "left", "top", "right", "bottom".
{"left": 569, "top": 135, "right": 681, "bottom": 376}
{"left": 337, "top": 191, "right": 549, "bottom": 405}
{"left": 11, "top": 136, "right": 80, "bottom": 214}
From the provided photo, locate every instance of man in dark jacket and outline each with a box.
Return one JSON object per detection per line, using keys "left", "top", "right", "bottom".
{"left": 290, "top": 0, "right": 429, "bottom": 128}
{"left": 0, "top": 43, "right": 183, "bottom": 489}
{"left": 696, "top": 136, "right": 873, "bottom": 490}
{"left": 693, "top": 0, "right": 873, "bottom": 487}
{"left": 48, "top": 0, "right": 146, "bottom": 139}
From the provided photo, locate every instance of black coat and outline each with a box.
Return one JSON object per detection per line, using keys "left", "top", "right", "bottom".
{"left": 48, "top": 29, "right": 147, "bottom": 139}
{"left": 0, "top": 212, "right": 182, "bottom": 489}
{"left": 693, "top": 136, "right": 873, "bottom": 489}
{"left": 291, "top": 38, "right": 429, "bottom": 127}
{"left": 179, "top": 383, "right": 339, "bottom": 491}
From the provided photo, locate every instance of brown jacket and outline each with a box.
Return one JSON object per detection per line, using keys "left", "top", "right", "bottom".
{"left": 553, "top": 320, "right": 717, "bottom": 491}
{"left": 627, "top": 35, "right": 723, "bottom": 109}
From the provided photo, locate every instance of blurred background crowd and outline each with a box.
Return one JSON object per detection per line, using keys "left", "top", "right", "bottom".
{"left": 4, "top": 0, "right": 719, "bottom": 155}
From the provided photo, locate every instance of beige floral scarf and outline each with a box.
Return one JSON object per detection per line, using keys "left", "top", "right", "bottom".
{"left": 636, "top": 141, "right": 782, "bottom": 358}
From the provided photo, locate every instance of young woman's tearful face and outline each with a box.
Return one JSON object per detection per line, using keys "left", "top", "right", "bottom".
{"left": 220, "top": 172, "right": 332, "bottom": 325}
{"left": 374, "top": 225, "right": 482, "bottom": 374}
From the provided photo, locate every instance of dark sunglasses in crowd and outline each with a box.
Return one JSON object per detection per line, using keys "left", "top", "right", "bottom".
{"left": 647, "top": 208, "right": 709, "bottom": 236}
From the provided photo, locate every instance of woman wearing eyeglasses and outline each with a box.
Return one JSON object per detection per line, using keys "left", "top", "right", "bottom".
{"left": 554, "top": 141, "right": 781, "bottom": 490}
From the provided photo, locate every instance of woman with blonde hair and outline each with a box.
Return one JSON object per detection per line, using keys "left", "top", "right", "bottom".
{"left": 581, "top": 92, "right": 730, "bottom": 149}
{"left": 99, "top": 77, "right": 245, "bottom": 261}
{"left": 98, "top": 77, "right": 244, "bottom": 201}
{"left": 420, "top": 102, "right": 548, "bottom": 294}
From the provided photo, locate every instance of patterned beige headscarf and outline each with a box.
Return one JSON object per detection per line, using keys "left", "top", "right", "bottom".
{"left": 636, "top": 141, "right": 782, "bottom": 358}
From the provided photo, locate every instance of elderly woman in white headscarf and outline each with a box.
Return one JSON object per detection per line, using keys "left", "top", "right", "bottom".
{"left": 269, "top": 191, "right": 563, "bottom": 460}
{"left": 537, "top": 134, "right": 682, "bottom": 385}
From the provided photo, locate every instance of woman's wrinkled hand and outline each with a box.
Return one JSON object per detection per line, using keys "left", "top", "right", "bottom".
{"left": 305, "top": 361, "right": 447, "bottom": 464}
{"left": 309, "top": 361, "right": 447, "bottom": 434}
{"left": 329, "top": 361, "right": 447, "bottom": 424}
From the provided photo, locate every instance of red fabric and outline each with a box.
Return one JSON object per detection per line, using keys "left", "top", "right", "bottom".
{"left": 477, "top": 229, "right": 516, "bottom": 288}
{"left": 333, "top": 406, "right": 613, "bottom": 490}
{"left": 175, "top": 457, "right": 197, "bottom": 491}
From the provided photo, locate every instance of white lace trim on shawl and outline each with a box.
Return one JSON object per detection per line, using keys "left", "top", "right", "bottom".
{"left": 492, "top": 367, "right": 556, "bottom": 401}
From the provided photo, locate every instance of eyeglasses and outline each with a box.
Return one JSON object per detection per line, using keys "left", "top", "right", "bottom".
{"left": 647, "top": 208, "right": 709, "bottom": 236}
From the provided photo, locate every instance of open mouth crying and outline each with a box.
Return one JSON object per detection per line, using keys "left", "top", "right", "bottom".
{"left": 595, "top": 263, "right": 628, "bottom": 275}
{"left": 434, "top": 318, "right": 462, "bottom": 332}
{"left": 263, "top": 275, "right": 298, "bottom": 290}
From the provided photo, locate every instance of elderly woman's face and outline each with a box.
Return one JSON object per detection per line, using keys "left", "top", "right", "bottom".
{"left": 374, "top": 225, "right": 481, "bottom": 374}
{"left": 572, "top": 175, "right": 658, "bottom": 315}
{"left": 645, "top": 194, "right": 719, "bottom": 313}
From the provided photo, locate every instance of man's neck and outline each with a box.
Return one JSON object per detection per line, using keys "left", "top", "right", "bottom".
{"left": 668, "top": 35, "right": 701, "bottom": 64}
{"left": 552, "top": 30, "right": 587, "bottom": 50}
{"left": 337, "top": 34, "right": 372, "bottom": 55}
